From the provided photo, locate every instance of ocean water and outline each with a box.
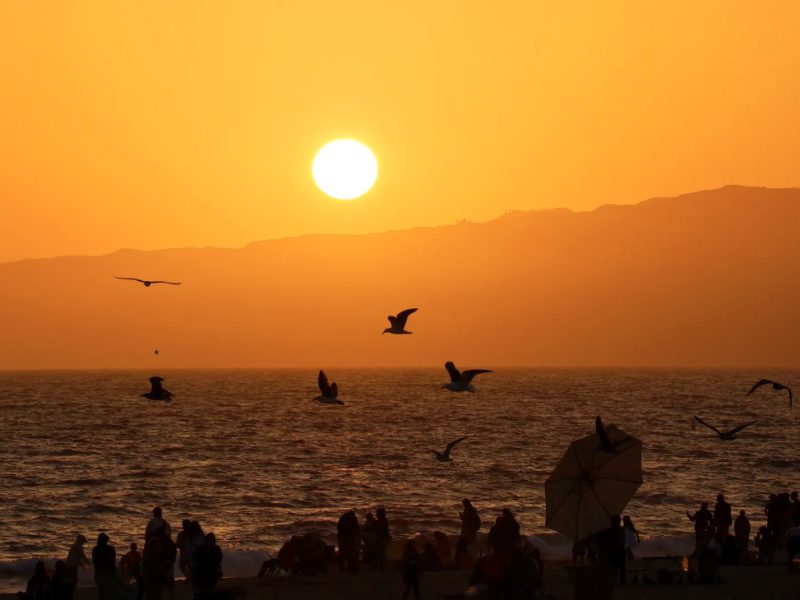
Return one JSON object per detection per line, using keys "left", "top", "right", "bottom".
{"left": 0, "top": 369, "right": 797, "bottom": 588}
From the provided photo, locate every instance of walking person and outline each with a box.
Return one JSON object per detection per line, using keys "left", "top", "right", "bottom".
{"left": 401, "top": 542, "right": 422, "bottom": 600}
{"left": 65, "top": 535, "right": 90, "bottom": 590}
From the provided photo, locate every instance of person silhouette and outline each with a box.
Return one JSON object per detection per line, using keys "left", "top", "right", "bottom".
{"left": 734, "top": 510, "right": 751, "bottom": 551}
{"left": 714, "top": 494, "right": 732, "bottom": 536}
{"left": 459, "top": 499, "right": 481, "bottom": 544}
{"left": 687, "top": 502, "right": 714, "bottom": 555}
{"left": 402, "top": 541, "right": 422, "bottom": 600}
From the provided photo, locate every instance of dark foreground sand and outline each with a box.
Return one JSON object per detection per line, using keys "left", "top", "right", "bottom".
{"left": 5, "top": 559, "right": 800, "bottom": 600}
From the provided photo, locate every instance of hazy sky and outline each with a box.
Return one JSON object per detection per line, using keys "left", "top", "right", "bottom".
{"left": 2, "top": 1, "right": 798, "bottom": 263}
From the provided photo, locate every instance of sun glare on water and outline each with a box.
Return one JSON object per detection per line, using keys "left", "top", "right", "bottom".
{"left": 312, "top": 140, "right": 378, "bottom": 200}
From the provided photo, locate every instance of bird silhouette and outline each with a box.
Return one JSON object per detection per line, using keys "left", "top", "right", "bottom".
{"left": 430, "top": 436, "right": 468, "bottom": 462}
{"left": 747, "top": 379, "right": 793, "bottom": 409}
{"left": 314, "top": 370, "right": 344, "bottom": 405}
{"left": 141, "top": 376, "right": 174, "bottom": 402}
{"left": 383, "top": 308, "right": 418, "bottom": 335}
{"left": 154, "top": 350, "right": 159, "bottom": 355}
{"left": 595, "top": 417, "right": 630, "bottom": 453}
{"left": 693, "top": 415, "right": 755, "bottom": 440}
{"left": 442, "top": 362, "right": 492, "bottom": 392}
{"left": 115, "top": 277, "right": 181, "bottom": 287}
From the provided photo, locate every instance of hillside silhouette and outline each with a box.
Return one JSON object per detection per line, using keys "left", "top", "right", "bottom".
{"left": 2, "top": 185, "right": 799, "bottom": 369}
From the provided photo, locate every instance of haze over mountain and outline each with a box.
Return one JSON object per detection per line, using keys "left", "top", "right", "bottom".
{"left": 2, "top": 185, "right": 799, "bottom": 369}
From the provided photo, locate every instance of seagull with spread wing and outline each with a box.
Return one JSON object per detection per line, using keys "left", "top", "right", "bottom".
{"left": 442, "top": 362, "right": 492, "bottom": 393}
{"left": 693, "top": 415, "right": 755, "bottom": 440}
{"left": 115, "top": 277, "right": 181, "bottom": 287}
{"left": 383, "top": 308, "right": 418, "bottom": 335}
{"left": 314, "top": 370, "right": 344, "bottom": 405}
{"left": 747, "top": 379, "right": 793, "bottom": 409}
{"left": 431, "top": 436, "right": 468, "bottom": 462}
{"left": 141, "top": 376, "right": 174, "bottom": 402}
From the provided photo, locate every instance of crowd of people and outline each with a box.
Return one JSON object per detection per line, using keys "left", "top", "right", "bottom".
{"left": 18, "top": 508, "right": 223, "bottom": 600}
{"left": 17, "top": 492, "right": 800, "bottom": 600}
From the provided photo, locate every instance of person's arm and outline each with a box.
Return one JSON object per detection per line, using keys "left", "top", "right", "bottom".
{"left": 687, "top": 512, "right": 695, "bottom": 521}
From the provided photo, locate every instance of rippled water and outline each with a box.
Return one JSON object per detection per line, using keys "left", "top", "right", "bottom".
{"left": 1, "top": 369, "right": 798, "bottom": 566}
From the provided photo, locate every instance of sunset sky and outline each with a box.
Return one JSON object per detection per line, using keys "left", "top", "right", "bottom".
{"left": 1, "top": 1, "right": 799, "bottom": 263}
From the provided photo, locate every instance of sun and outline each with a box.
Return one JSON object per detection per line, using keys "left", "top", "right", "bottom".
{"left": 312, "top": 140, "right": 378, "bottom": 200}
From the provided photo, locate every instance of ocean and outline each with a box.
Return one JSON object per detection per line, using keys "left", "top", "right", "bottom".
{"left": 0, "top": 368, "right": 797, "bottom": 589}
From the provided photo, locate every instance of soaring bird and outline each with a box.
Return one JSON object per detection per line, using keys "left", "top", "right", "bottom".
{"left": 383, "top": 308, "right": 418, "bottom": 335}
{"left": 693, "top": 416, "right": 755, "bottom": 441}
{"left": 442, "top": 362, "right": 492, "bottom": 392}
{"left": 154, "top": 350, "right": 159, "bottom": 355}
{"left": 747, "top": 379, "right": 793, "bottom": 409}
{"left": 314, "top": 370, "right": 344, "bottom": 405}
{"left": 431, "top": 436, "right": 468, "bottom": 462}
{"left": 142, "top": 376, "right": 174, "bottom": 402}
{"left": 595, "top": 417, "right": 631, "bottom": 453}
{"left": 115, "top": 277, "right": 181, "bottom": 287}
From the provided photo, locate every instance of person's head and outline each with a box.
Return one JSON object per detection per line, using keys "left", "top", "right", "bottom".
{"left": 701, "top": 502, "right": 708, "bottom": 510}
{"left": 182, "top": 519, "right": 191, "bottom": 532}
{"left": 192, "top": 521, "right": 204, "bottom": 537}
{"left": 716, "top": 494, "right": 724, "bottom": 502}
{"left": 205, "top": 533, "right": 216, "bottom": 547}
{"left": 759, "top": 526, "right": 768, "bottom": 535}
{"left": 623, "top": 516, "right": 632, "bottom": 527}
{"left": 739, "top": 510, "right": 746, "bottom": 517}
{"left": 54, "top": 561, "right": 66, "bottom": 577}
{"left": 376, "top": 507, "right": 386, "bottom": 519}
{"left": 462, "top": 499, "right": 472, "bottom": 508}
{"left": 153, "top": 507, "right": 162, "bottom": 518}
{"left": 365, "top": 512, "right": 374, "bottom": 521}
{"left": 34, "top": 561, "right": 46, "bottom": 578}
{"left": 611, "top": 516, "right": 621, "bottom": 527}
{"left": 97, "top": 533, "right": 109, "bottom": 546}
{"left": 75, "top": 534, "right": 87, "bottom": 547}
{"left": 130, "top": 543, "right": 138, "bottom": 551}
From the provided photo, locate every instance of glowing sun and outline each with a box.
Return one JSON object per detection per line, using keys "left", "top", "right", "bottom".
{"left": 312, "top": 140, "right": 378, "bottom": 200}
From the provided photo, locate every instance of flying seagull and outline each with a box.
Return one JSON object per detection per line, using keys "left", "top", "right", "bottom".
{"left": 595, "top": 417, "right": 631, "bottom": 453}
{"left": 115, "top": 277, "right": 181, "bottom": 287}
{"left": 383, "top": 308, "right": 418, "bottom": 335}
{"left": 747, "top": 379, "right": 793, "bottom": 409}
{"left": 154, "top": 350, "right": 159, "bottom": 355}
{"left": 442, "top": 362, "right": 492, "bottom": 392}
{"left": 431, "top": 436, "right": 468, "bottom": 462}
{"left": 693, "top": 415, "right": 755, "bottom": 441}
{"left": 314, "top": 370, "right": 344, "bottom": 405}
{"left": 142, "top": 376, "right": 174, "bottom": 402}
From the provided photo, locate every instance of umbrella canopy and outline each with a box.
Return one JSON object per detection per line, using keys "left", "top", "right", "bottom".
{"left": 545, "top": 423, "right": 642, "bottom": 542}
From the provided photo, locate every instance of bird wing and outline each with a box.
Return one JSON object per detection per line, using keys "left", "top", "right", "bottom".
{"left": 460, "top": 369, "right": 492, "bottom": 385}
{"left": 149, "top": 281, "right": 181, "bottom": 285}
{"left": 595, "top": 417, "right": 612, "bottom": 446}
{"left": 332, "top": 382, "right": 338, "bottom": 399}
{"left": 444, "top": 436, "right": 468, "bottom": 456}
{"left": 387, "top": 316, "right": 398, "bottom": 328}
{"left": 115, "top": 277, "right": 146, "bottom": 283}
{"left": 445, "top": 362, "right": 461, "bottom": 383}
{"left": 693, "top": 415, "right": 721, "bottom": 436}
{"left": 149, "top": 376, "right": 164, "bottom": 392}
{"left": 747, "top": 379, "right": 774, "bottom": 396}
{"left": 726, "top": 421, "right": 756, "bottom": 436}
{"left": 396, "top": 308, "right": 418, "bottom": 329}
{"left": 318, "top": 370, "right": 333, "bottom": 397}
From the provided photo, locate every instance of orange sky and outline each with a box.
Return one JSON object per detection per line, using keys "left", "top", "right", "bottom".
{"left": 1, "top": 1, "right": 799, "bottom": 263}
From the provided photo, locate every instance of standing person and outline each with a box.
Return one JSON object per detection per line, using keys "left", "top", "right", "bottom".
{"left": 65, "top": 535, "right": 90, "bottom": 588}
{"left": 609, "top": 516, "right": 627, "bottom": 584}
{"left": 175, "top": 521, "right": 191, "bottom": 580}
{"left": 777, "top": 493, "right": 794, "bottom": 545}
{"left": 145, "top": 508, "right": 171, "bottom": 543}
{"left": 459, "top": 499, "right": 481, "bottom": 544}
{"left": 713, "top": 494, "right": 732, "bottom": 536}
{"left": 502, "top": 509, "right": 521, "bottom": 548}
{"left": 18, "top": 561, "right": 49, "bottom": 600}
{"left": 119, "top": 544, "right": 141, "bottom": 584}
{"left": 49, "top": 561, "right": 75, "bottom": 600}
{"left": 183, "top": 522, "right": 205, "bottom": 587}
{"left": 622, "top": 516, "right": 640, "bottom": 560}
{"left": 361, "top": 513, "right": 379, "bottom": 566}
{"left": 765, "top": 494, "right": 778, "bottom": 538}
{"left": 755, "top": 526, "right": 775, "bottom": 565}
{"left": 488, "top": 517, "right": 513, "bottom": 562}
{"left": 92, "top": 533, "right": 131, "bottom": 600}
{"left": 687, "top": 502, "right": 714, "bottom": 555}
{"left": 792, "top": 492, "right": 800, "bottom": 528}
{"left": 375, "top": 508, "right": 392, "bottom": 571}
{"left": 192, "top": 533, "right": 223, "bottom": 592}
{"left": 784, "top": 523, "right": 800, "bottom": 571}
{"left": 401, "top": 542, "right": 422, "bottom": 600}
{"left": 157, "top": 526, "right": 177, "bottom": 598}
{"left": 142, "top": 538, "right": 166, "bottom": 600}
{"left": 734, "top": 510, "right": 751, "bottom": 551}
{"left": 336, "top": 511, "right": 361, "bottom": 574}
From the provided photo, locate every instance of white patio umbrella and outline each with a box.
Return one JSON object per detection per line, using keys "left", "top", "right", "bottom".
{"left": 545, "top": 423, "right": 642, "bottom": 541}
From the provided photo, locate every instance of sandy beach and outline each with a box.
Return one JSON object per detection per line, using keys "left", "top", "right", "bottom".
{"left": 6, "top": 558, "right": 800, "bottom": 600}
